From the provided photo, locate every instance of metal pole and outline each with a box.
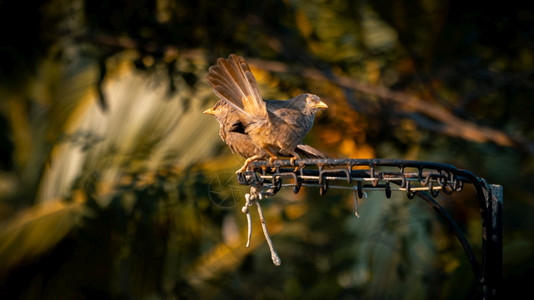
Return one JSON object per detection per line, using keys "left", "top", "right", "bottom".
{"left": 483, "top": 184, "right": 503, "bottom": 299}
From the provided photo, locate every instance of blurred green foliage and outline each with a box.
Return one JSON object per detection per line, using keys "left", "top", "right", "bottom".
{"left": 0, "top": 0, "right": 533, "bottom": 299}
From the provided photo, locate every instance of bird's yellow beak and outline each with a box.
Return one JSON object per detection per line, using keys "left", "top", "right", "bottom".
{"left": 203, "top": 107, "right": 216, "bottom": 115}
{"left": 313, "top": 100, "right": 328, "bottom": 109}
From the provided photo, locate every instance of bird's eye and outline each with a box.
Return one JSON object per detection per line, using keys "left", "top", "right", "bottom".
{"left": 307, "top": 100, "right": 311, "bottom": 104}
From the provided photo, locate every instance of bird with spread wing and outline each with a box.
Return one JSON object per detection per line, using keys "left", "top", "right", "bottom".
{"left": 206, "top": 54, "right": 328, "bottom": 173}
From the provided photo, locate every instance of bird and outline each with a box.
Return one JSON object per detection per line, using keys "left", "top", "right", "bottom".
{"left": 206, "top": 54, "right": 328, "bottom": 173}
{"left": 204, "top": 99, "right": 328, "bottom": 166}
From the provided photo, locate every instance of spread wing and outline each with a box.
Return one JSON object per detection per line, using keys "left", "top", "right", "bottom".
{"left": 207, "top": 54, "right": 268, "bottom": 122}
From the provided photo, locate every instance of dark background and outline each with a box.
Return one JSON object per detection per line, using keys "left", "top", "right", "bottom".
{"left": 0, "top": 0, "right": 532, "bottom": 299}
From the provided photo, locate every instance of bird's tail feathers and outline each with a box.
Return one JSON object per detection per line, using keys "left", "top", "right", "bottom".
{"left": 295, "top": 144, "right": 329, "bottom": 159}
{"left": 207, "top": 54, "right": 267, "bottom": 121}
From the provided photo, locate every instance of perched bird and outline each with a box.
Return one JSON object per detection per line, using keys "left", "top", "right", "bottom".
{"left": 207, "top": 54, "right": 328, "bottom": 172}
{"left": 204, "top": 100, "right": 328, "bottom": 165}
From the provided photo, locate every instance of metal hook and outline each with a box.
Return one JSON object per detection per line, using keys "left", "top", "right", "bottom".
{"left": 399, "top": 167, "right": 407, "bottom": 188}
{"left": 357, "top": 181, "right": 364, "bottom": 199}
{"left": 353, "top": 188, "right": 360, "bottom": 217}
{"left": 291, "top": 172, "right": 301, "bottom": 194}
{"left": 372, "top": 171, "right": 381, "bottom": 187}
{"left": 385, "top": 181, "right": 392, "bottom": 199}
{"left": 320, "top": 177, "right": 329, "bottom": 195}
{"left": 429, "top": 180, "right": 440, "bottom": 197}
{"left": 437, "top": 170, "right": 448, "bottom": 187}
{"left": 406, "top": 181, "right": 416, "bottom": 199}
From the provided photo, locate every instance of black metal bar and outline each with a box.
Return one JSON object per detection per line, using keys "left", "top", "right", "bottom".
{"left": 241, "top": 158, "right": 501, "bottom": 299}
{"left": 251, "top": 158, "right": 459, "bottom": 171}
{"left": 488, "top": 185, "right": 503, "bottom": 299}
{"left": 452, "top": 169, "right": 499, "bottom": 300}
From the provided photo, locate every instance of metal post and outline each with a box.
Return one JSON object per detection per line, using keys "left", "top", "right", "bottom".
{"left": 483, "top": 184, "right": 503, "bottom": 299}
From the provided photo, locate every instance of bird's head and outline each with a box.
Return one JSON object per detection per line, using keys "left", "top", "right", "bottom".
{"left": 297, "top": 94, "right": 328, "bottom": 114}
{"left": 203, "top": 100, "right": 226, "bottom": 121}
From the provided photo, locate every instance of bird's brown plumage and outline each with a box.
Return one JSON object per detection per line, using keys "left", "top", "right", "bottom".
{"left": 204, "top": 100, "right": 328, "bottom": 162}
{"left": 206, "top": 54, "right": 328, "bottom": 172}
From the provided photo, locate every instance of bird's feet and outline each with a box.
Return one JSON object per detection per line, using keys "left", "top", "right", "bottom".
{"left": 235, "top": 163, "right": 250, "bottom": 174}
{"left": 268, "top": 156, "right": 279, "bottom": 164}
{"left": 236, "top": 155, "right": 262, "bottom": 174}
{"left": 290, "top": 156, "right": 300, "bottom": 172}
{"left": 268, "top": 156, "right": 279, "bottom": 172}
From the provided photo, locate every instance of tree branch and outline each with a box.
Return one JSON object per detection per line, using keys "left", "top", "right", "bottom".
{"left": 247, "top": 58, "right": 534, "bottom": 155}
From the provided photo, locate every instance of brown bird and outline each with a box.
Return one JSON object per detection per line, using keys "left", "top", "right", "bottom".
{"left": 207, "top": 54, "right": 328, "bottom": 172}
{"left": 204, "top": 100, "right": 328, "bottom": 165}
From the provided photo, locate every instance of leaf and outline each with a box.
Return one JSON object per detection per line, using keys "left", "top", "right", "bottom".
{"left": 0, "top": 201, "right": 85, "bottom": 275}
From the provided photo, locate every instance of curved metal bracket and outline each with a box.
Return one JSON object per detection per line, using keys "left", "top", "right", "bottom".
{"left": 236, "top": 158, "right": 502, "bottom": 299}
